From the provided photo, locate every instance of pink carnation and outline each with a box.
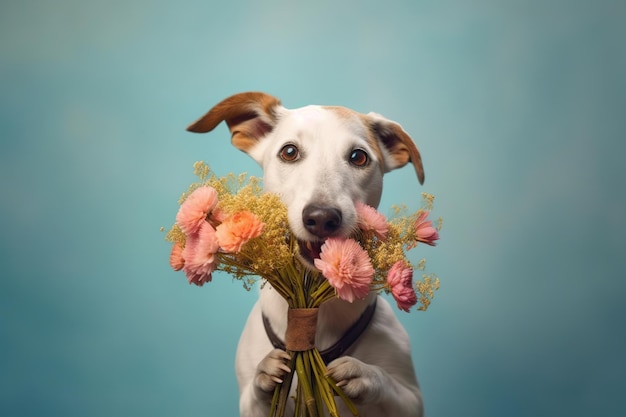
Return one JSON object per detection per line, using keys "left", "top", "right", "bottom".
{"left": 387, "top": 260, "right": 417, "bottom": 312}
{"left": 176, "top": 186, "right": 219, "bottom": 235}
{"left": 182, "top": 222, "right": 219, "bottom": 286}
{"left": 355, "top": 201, "right": 389, "bottom": 240}
{"left": 415, "top": 211, "right": 439, "bottom": 246}
{"left": 215, "top": 211, "right": 265, "bottom": 253}
{"left": 314, "top": 238, "right": 374, "bottom": 303}
{"left": 169, "top": 242, "right": 185, "bottom": 271}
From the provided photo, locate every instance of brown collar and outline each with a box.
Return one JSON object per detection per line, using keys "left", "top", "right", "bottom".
{"left": 262, "top": 297, "right": 378, "bottom": 364}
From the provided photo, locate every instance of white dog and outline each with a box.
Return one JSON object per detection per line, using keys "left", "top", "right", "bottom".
{"left": 188, "top": 92, "right": 425, "bottom": 417}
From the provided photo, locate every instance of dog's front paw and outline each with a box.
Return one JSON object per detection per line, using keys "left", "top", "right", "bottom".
{"left": 326, "top": 356, "right": 384, "bottom": 403}
{"left": 254, "top": 349, "right": 292, "bottom": 393}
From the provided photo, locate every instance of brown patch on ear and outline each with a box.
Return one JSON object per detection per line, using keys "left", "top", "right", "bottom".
{"left": 186, "top": 92, "right": 281, "bottom": 153}
{"left": 368, "top": 115, "right": 425, "bottom": 184}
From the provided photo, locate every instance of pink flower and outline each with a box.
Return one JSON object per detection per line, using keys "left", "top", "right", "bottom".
{"left": 169, "top": 242, "right": 185, "bottom": 271}
{"left": 176, "top": 186, "right": 219, "bottom": 235}
{"left": 314, "top": 238, "right": 374, "bottom": 303}
{"left": 215, "top": 211, "right": 265, "bottom": 253}
{"left": 355, "top": 201, "right": 389, "bottom": 240}
{"left": 415, "top": 211, "right": 439, "bottom": 246}
{"left": 387, "top": 260, "right": 417, "bottom": 312}
{"left": 182, "top": 222, "right": 219, "bottom": 286}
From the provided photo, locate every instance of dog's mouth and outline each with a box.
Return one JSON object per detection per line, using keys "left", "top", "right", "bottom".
{"left": 297, "top": 239, "right": 324, "bottom": 267}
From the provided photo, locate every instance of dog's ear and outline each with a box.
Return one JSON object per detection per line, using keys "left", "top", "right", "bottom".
{"left": 187, "top": 92, "right": 282, "bottom": 154}
{"left": 366, "top": 112, "right": 425, "bottom": 185}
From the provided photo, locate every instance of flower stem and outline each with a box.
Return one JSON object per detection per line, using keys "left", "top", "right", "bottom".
{"left": 270, "top": 353, "right": 297, "bottom": 417}
{"left": 307, "top": 349, "right": 339, "bottom": 417}
{"left": 295, "top": 353, "right": 317, "bottom": 416}
{"left": 312, "top": 349, "right": 359, "bottom": 417}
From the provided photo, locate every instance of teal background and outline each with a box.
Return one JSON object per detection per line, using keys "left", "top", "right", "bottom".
{"left": 1, "top": 0, "right": 624, "bottom": 416}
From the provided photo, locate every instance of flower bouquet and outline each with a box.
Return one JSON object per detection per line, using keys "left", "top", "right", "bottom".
{"left": 164, "top": 161, "right": 441, "bottom": 417}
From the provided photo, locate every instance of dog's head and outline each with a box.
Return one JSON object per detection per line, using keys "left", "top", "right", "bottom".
{"left": 188, "top": 92, "right": 424, "bottom": 265}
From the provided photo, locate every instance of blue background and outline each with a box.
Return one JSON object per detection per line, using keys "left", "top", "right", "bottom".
{"left": 1, "top": 0, "right": 624, "bottom": 416}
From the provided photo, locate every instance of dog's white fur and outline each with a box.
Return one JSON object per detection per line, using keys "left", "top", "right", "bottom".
{"left": 188, "top": 92, "right": 425, "bottom": 417}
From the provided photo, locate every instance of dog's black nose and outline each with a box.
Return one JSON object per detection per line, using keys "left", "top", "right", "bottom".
{"left": 302, "top": 205, "right": 342, "bottom": 238}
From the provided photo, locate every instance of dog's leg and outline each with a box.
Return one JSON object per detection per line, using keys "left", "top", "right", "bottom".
{"left": 237, "top": 299, "right": 295, "bottom": 417}
{"left": 238, "top": 348, "right": 292, "bottom": 417}
{"left": 254, "top": 348, "right": 292, "bottom": 392}
{"left": 323, "top": 297, "right": 424, "bottom": 417}
{"left": 326, "top": 356, "right": 423, "bottom": 417}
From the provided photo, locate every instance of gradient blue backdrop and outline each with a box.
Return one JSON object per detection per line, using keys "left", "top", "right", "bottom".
{"left": 1, "top": 0, "right": 624, "bottom": 416}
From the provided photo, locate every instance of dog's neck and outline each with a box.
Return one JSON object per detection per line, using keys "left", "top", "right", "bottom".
{"left": 260, "top": 285, "right": 376, "bottom": 351}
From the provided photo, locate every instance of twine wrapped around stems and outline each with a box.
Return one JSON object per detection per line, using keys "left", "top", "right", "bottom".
{"left": 286, "top": 308, "right": 319, "bottom": 351}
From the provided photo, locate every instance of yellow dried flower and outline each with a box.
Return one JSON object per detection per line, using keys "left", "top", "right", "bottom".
{"left": 165, "top": 224, "right": 186, "bottom": 247}
{"left": 417, "top": 258, "right": 427, "bottom": 271}
{"left": 436, "top": 216, "right": 443, "bottom": 232}
{"left": 193, "top": 160, "right": 211, "bottom": 182}
{"left": 421, "top": 192, "right": 435, "bottom": 211}
{"left": 415, "top": 273, "right": 439, "bottom": 311}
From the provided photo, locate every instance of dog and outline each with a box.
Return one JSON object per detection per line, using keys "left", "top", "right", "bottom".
{"left": 188, "top": 92, "right": 425, "bottom": 417}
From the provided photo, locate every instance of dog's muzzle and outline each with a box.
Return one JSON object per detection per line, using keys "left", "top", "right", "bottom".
{"left": 298, "top": 205, "right": 345, "bottom": 265}
{"left": 302, "top": 205, "right": 342, "bottom": 238}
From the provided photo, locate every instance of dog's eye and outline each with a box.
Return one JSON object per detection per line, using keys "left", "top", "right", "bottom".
{"left": 279, "top": 144, "right": 300, "bottom": 162}
{"left": 349, "top": 149, "right": 369, "bottom": 167}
